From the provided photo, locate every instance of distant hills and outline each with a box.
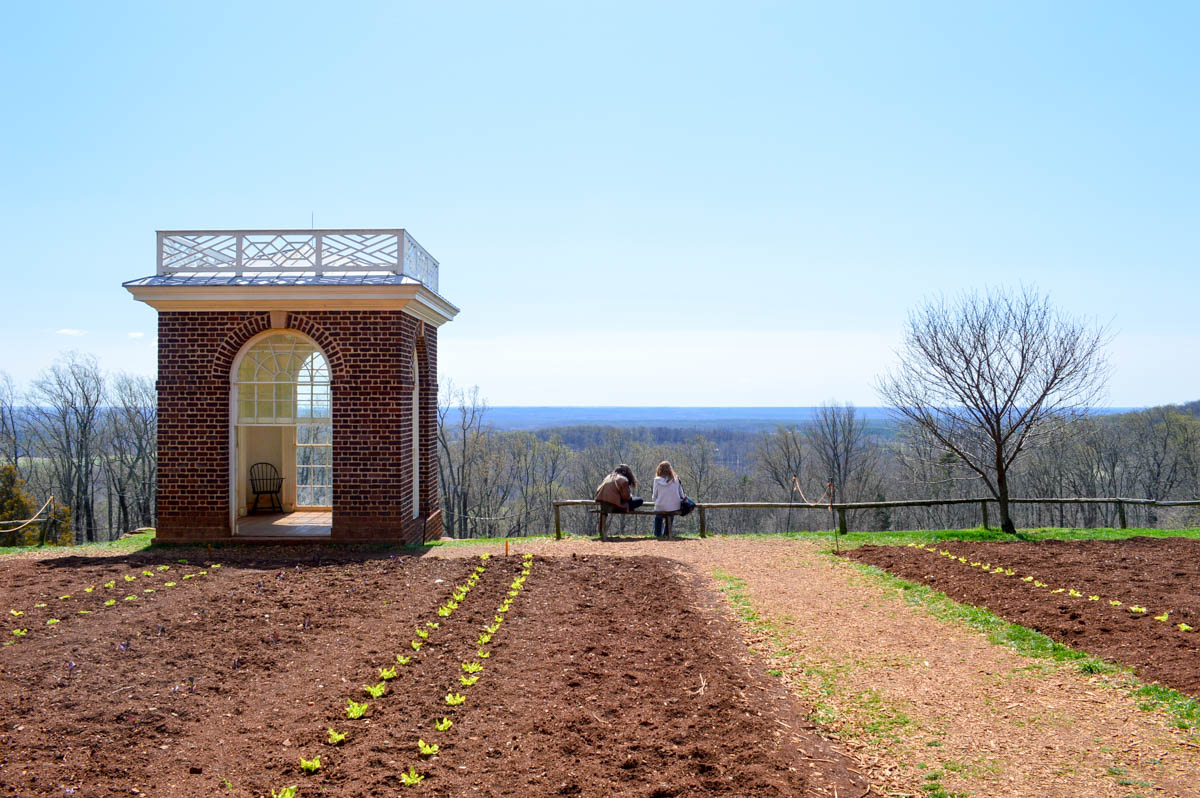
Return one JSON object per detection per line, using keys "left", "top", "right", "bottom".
{"left": 483, "top": 406, "right": 1144, "bottom": 433}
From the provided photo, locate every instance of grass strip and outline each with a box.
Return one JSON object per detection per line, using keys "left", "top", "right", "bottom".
{"left": 712, "top": 567, "right": 918, "bottom": 746}
{"left": 0, "top": 530, "right": 156, "bottom": 557}
{"left": 817, "top": 525, "right": 1200, "bottom": 551}
{"left": 838, "top": 557, "right": 1200, "bottom": 733}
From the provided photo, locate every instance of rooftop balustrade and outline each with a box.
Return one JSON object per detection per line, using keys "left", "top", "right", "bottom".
{"left": 155, "top": 229, "right": 439, "bottom": 292}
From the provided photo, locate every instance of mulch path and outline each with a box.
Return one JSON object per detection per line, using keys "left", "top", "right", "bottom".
{"left": 0, "top": 546, "right": 867, "bottom": 797}
{"left": 844, "top": 536, "right": 1200, "bottom": 696}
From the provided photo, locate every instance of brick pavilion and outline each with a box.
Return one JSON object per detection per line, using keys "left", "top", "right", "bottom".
{"left": 125, "top": 229, "right": 458, "bottom": 544}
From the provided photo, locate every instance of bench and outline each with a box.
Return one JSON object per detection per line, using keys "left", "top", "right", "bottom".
{"left": 551, "top": 500, "right": 708, "bottom": 540}
{"left": 586, "top": 506, "right": 680, "bottom": 541}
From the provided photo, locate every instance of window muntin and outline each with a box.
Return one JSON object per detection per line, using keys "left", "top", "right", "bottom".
{"left": 235, "top": 334, "right": 332, "bottom": 507}
{"left": 296, "top": 351, "right": 332, "bottom": 507}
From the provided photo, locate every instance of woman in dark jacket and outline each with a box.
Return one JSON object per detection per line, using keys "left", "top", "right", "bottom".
{"left": 594, "top": 464, "right": 644, "bottom": 513}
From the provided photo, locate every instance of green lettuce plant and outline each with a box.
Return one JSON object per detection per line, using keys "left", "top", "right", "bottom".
{"left": 346, "top": 699, "right": 368, "bottom": 719}
{"left": 434, "top": 717, "right": 453, "bottom": 731}
{"left": 400, "top": 766, "right": 424, "bottom": 786}
{"left": 417, "top": 739, "right": 439, "bottom": 756}
{"left": 327, "top": 728, "right": 347, "bottom": 745}
{"left": 299, "top": 756, "right": 321, "bottom": 773}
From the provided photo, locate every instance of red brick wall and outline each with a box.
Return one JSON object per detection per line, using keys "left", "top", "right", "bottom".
{"left": 418, "top": 327, "right": 441, "bottom": 542}
{"left": 155, "top": 309, "right": 440, "bottom": 545}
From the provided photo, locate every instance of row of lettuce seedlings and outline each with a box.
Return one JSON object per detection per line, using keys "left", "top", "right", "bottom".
{"left": 273, "top": 552, "right": 534, "bottom": 797}
{"left": 909, "top": 543, "right": 1195, "bottom": 631}
{"left": 7, "top": 562, "right": 222, "bottom": 645}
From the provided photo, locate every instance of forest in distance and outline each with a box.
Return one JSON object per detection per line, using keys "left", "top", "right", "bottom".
{"left": 438, "top": 387, "right": 1200, "bottom": 539}
{"left": 3, "top": 351, "right": 1200, "bottom": 544}
{"left": 479, "top": 405, "right": 1139, "bottom": 435}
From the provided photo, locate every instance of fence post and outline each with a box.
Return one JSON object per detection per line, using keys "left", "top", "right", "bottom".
{"left": 980, "top": 501, "right": 989, "bottom": 530}
{"left": 698, "top": 507, "right": 707, "bottom": 538}
{"left": 837, "top": 508, "right": 848, "bottom": 535}
{"left": 553, "top": 504, "right": 562, "bottom": 540}
{"left": 1117, "top": 501, "right": 1127, "bottom": 529}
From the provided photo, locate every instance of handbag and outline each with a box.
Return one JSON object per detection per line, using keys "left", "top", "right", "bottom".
{"left": 677, "top": 481, "right": 696, "bottom": 517}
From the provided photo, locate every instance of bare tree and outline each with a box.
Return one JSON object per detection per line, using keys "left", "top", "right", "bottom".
{"left": 101, "top": 374, "right": 158, "bottom": 535}
{"left": 0, "top": 372, "right": 23, "bottom": 472}
{"left": 753, "top": 424, "right": 805, "bottom": 495}
{"left": 877, "top": 288, "right": 1110, "bottom": 535}
{"left": 26, "top": 353, "right": 107, "bottom": 542}
{"left": 807, "top": 402, "right": 880, "bottom": 503}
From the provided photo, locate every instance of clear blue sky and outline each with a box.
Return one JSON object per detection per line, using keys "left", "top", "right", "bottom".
{"left": 2, "top": 1, "right": 1197, "bottom": 406}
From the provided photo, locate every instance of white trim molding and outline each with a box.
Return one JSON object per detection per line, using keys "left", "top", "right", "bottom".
{"left": 125, "top": 283, "right": 459, "bottom": 327}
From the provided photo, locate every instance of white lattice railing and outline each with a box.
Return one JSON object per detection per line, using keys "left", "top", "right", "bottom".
{"left": 157, "top": 229, "right": 439, "bottom": 291}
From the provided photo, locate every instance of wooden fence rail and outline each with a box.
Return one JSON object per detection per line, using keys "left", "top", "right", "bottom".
{"left": 550, "top": 497, "right": 1200, "bottom": 539}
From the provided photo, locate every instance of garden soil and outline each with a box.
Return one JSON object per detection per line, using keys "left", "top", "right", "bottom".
{"left": 0, "top": 547, "right": 867, "bottom": 797}
{"left": 490, "top": 534, "right": 1200, "bottom": 798}
{"left": 845, "top": 536, "right": 1200, "bottom": 696}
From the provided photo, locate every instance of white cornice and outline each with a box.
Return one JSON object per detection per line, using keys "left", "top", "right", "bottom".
{"left": 125, "top": 283, "right": 459, "bottom": 326}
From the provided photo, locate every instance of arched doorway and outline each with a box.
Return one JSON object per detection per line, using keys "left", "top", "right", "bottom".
{"left": 230, "top": 331, "right": 332, "bottom": 537}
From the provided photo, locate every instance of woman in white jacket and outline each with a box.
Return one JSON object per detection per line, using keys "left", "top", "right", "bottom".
{"left": 650, "top": 460, "right": 683, "bottom": 539}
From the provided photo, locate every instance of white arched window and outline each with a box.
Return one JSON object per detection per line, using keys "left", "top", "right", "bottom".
{"left": 412, "top": 351, "right": 420, "bottom": 519}
{"left": 234, "top": 333, "right": 332, "bottom": 508}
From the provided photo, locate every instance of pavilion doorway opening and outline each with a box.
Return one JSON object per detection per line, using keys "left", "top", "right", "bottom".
{"left": 231, "top": 331, "right": 332, "bottom": 537}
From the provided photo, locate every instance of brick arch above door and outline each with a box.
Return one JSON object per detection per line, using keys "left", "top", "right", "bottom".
{"left": 210, "top": 312, "right": 347, "bottom": 382}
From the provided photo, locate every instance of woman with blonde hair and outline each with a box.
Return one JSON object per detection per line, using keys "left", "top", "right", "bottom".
{"left": 650, "top": 460, "right": 683, "bottom": 539}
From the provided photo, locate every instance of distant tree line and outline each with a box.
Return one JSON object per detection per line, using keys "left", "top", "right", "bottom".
{"left": 437, "top": 382, "right": 1200, "bottom": 538}
{"left": 0, "top": 354, "right": 156, "bottom": 544}
{"left": 7, "top": 287, "right": 1197, "bottom": 545}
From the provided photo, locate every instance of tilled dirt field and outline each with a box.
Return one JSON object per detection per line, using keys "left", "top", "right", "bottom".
{"left": 846, "top": 536, "right": 1200, "bottom": 695}
{"left": 0, "top": 547, "right": 867, "bottom": 797}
